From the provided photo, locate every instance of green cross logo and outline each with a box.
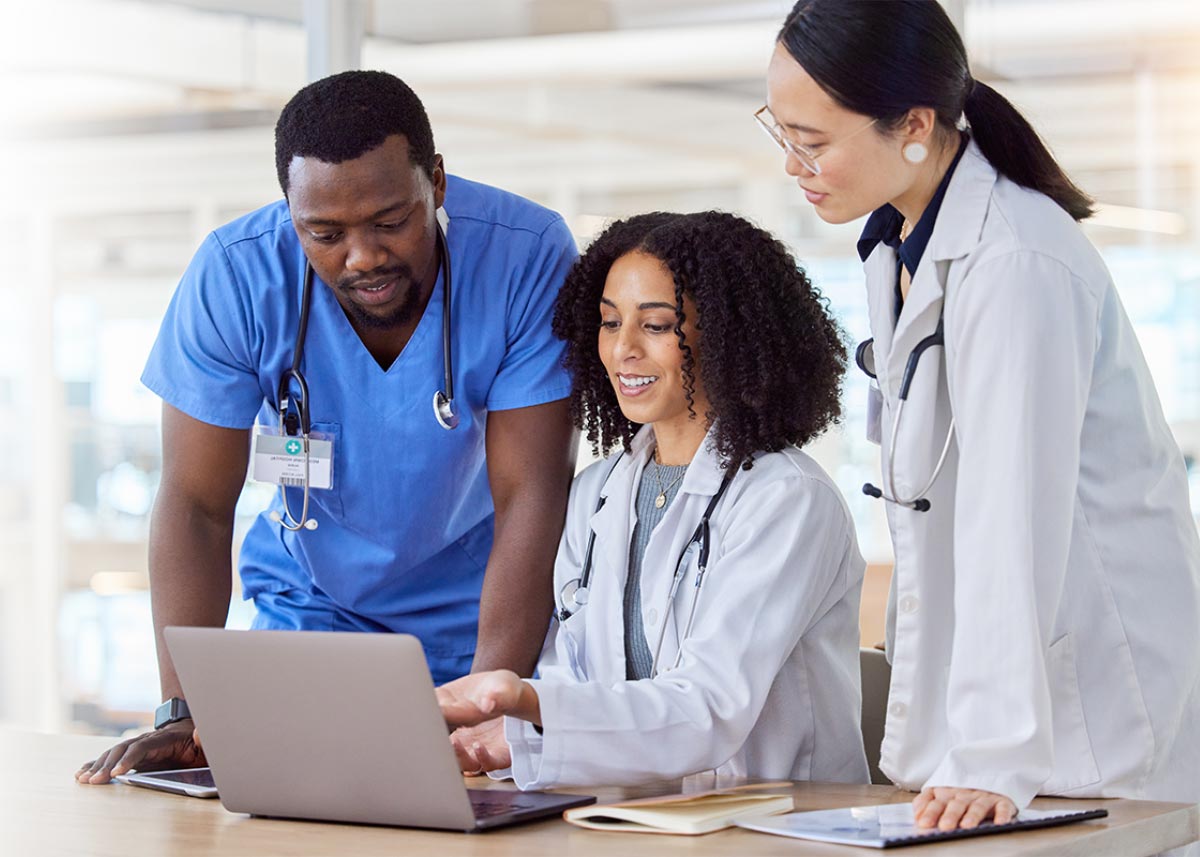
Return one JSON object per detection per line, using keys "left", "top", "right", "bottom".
{"left": 285, "top": 439, "right": 302, "bottom": 456}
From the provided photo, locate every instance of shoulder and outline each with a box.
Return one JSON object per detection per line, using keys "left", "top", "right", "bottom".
{"left": 210, "top": 199, "right": 295, "bottom": 257}
{"left": 570, "top": 452, "right": 623, "bottom": 501}
{"left": 968, "top": 178, "right": 1108, "bottom": 291}
{"left": 443, "top": 174, "right": 570, "bottom": 243}
{"left": 184, "top": 200, "right": 301, "bottom": 313}
{"left": 730, "top": 447, "right": 855, "bottom": 530}
{"left": 715, "top": 449, "right": 862, "bottom": 586}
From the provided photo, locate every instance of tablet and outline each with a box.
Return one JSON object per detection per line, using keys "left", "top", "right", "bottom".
{"left": 114, "top": 767, "right": 219, "bottom": 798}
{"left": 736, "top": 803, "right": 1109, "bottom": 848}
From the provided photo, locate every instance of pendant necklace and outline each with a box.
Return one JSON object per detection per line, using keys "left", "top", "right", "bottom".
{"left": 651, "top": 448, "right": 688, "bottom": 509}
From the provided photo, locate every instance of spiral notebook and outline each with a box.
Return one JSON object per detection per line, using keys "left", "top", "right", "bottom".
{"left": 735, "top": 803, "right": 1108, "bottom": 848}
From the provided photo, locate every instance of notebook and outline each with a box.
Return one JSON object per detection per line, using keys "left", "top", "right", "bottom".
{"left": 735, "top": 802, "right": 1108, "bottom": 848}
{"left": 563, "top": 786, "right": 794, "bottom": 835}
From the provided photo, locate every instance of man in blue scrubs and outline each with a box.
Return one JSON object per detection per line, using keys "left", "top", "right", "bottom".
{"left": 77, "top": 71, "right": 577, "bottom": 783}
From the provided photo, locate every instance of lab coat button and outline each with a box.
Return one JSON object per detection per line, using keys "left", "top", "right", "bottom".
{"left": 889, "top": 701, "right": 908, "bottom": 719}
{"left": 899, "top": 595, "right": 919, "bottom": 614}
{"left": 647, "top": 608, "right": 658, "bottom": 626}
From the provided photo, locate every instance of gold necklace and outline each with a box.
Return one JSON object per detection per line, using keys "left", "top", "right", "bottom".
{"left": 899, "top": 218, "right": 913, "bottom": 242}
{"left": 651, "top": 450, "right": 688, "bottom": 509}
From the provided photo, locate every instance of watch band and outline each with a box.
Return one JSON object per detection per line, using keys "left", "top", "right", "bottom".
{"left": 153, "top": 697, "right": 191, "bottom": 730}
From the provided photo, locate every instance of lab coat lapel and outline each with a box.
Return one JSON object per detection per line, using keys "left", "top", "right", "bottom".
{"left": 883, "top": 140, "right": 996, "bottom": 397}
{"left": 639, "top": 423, "right": 728, "bottom": 673}
{"left": 863, "top": 245, "right": 899, "bottom": 397}
{"left": 585, "top": 427, "right": 655, "bottom": 603}
{"left": 927, "top": 140, "right": 996, "bottom": 266}
{"left": 886, "top": 261, "right": 946, "bottom": 395}
{"left": 580, "top": 433, "right": 652, "bottom": 682}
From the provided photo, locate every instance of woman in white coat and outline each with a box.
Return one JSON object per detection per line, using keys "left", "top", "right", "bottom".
{"left": 762, "top": 0, "right": 1200, "bottom": 835}
{"left": 437, "top": 211, "right": 869, "bottom": 788}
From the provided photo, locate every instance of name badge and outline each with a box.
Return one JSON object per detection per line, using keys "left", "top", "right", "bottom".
{"left": 866, "top": 383, "right": 883, "bottom": 446}
{"left": 250, "top": 425, "right": 334, "bottom": 490}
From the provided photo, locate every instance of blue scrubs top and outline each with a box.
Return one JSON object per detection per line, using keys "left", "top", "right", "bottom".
{"left": 142, "top": 175, "right": 577, "bottom": 683}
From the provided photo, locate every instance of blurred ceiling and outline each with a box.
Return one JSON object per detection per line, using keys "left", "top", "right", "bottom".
{"left": 2, "top": 0, "right": 1198, "bottom": 247}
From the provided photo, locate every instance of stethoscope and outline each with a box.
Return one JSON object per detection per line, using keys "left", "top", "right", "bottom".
{"left": 557, "top": 453, "right": 735, "bottom": 676}
{"left": 270, "top": 214, "right": 458, "bottom": 532}
{"left": 856, "top": 315, "right": 956, "bottom": 513}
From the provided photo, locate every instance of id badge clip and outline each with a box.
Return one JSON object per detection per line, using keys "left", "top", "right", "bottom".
{"left": 250, "top": 424, "right": 335, "bottom": 490}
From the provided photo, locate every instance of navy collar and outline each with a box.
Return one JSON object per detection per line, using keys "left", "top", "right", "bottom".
{"left": 856, "top": 134, "right": 969, "bottom": 277}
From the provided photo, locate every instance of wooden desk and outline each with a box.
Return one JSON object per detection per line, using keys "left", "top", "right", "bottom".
{"left": 12, "top": 731, "right": 1198, "bottom": 857}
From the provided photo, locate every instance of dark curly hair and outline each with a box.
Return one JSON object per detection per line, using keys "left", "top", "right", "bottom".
{"left": 274, "top": 70, "right": 436, "bottom": 196}
{"left": 552, "top": 211, "right": 847, "bottom": 471}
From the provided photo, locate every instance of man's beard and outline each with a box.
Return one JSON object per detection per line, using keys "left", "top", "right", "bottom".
{"left": 337, "top": 268, "right": 422, "bottom": 330}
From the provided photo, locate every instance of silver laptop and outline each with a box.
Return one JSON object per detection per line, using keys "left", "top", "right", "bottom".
{"left": 164, "top": 627, "right": 594, "bottom": 831}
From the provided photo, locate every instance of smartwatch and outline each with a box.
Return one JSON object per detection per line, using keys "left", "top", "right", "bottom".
{"left": 153, "top": 697, "right": 192, "bottom": 730}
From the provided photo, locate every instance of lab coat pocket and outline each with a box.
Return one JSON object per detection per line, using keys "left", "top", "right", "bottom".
{"left": 1042, "top": 632, "right": 1102, "bottom": 794}
{"left": 866, "top": 384, "right": 883, "bottom": 445}
{"left": 558, "top": 611, "right": 589, "bottom": 682}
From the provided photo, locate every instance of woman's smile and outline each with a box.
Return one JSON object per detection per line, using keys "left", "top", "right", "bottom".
{"left": 616, "top": 373, "right": 660, "bottom": 397}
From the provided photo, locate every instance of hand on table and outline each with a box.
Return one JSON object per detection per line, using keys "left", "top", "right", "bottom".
{"left": 913, "top": 786, "right": 1017, "bottom": 830}
{"left": 75, "top": 720, "right": 206, "bottom": 785}
{"left": 450, "top": 719, "right": 512, "bottom": 775}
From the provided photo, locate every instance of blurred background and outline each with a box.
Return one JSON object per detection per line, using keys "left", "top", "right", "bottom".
{"left": 1, "top": 0, "right": 1197, "bottom": 736}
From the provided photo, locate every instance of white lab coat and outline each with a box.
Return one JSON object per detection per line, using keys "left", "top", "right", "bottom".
{"left": 503, "top": 424, "right": 869, "bottom": 789}
{"left": 864, "top": 139, "right": 1200, "bottom": 811}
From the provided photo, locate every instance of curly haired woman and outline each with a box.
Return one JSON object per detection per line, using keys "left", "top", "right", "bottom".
{"left": 438, "top": 211, "right": 869, "bottom": 788}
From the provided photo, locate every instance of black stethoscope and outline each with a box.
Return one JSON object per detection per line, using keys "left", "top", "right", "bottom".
{"left": 856, "top": 315, "right": 956, "bottom": 513}
{"left": 557, "top": 453, "right": 735, "bottom": 675}
{"left": 270, "top": 215, "right": 458, "bottom": 532}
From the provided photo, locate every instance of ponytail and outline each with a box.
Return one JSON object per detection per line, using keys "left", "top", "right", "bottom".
{"left": 964, "top": 81, "right": 1094, "bottom": 221}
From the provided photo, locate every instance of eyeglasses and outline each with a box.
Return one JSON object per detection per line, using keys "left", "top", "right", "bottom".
{"left": 753, "top": 105, "right": 878, "bottom": 176}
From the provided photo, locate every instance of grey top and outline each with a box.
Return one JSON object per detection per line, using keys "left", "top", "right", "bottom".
{"left": 624, "top": 459, "right": 689, "bottom": 680}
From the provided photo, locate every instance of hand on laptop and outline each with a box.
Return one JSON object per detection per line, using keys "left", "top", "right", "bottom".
{"left": 75, "top": 720, "right": 206, "bottom": 785}
{"left": 912, "top": 786, "right": 1017, "bottom": 830}
{"left": 451, "top": 721, "right": 511, "bottom": 774}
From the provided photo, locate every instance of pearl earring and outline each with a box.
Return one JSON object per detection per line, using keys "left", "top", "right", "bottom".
{"left": 903, "top": 142, "right": 928, "bottom": 164}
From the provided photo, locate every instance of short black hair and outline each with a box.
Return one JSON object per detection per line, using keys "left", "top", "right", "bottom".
{"left": 552, "top": 211, "right": 847, "bottom": 471}
{"left": 274, "top": 70, "right": 436, "bottom": 196}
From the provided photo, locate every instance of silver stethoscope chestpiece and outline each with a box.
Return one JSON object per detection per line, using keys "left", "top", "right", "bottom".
{"left": 558, "top": 578, "right": 588, "bottom": 617}
{"left": 433, "top": 390, "right": 459, "bottom": 430}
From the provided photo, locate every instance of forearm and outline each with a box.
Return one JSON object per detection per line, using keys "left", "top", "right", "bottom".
{"left": 148, "top": 492, "right": 235, "bottom": 699}
{"left": 477, "top": 400, "right": 576, "bottom": 675}
{"left": 512, "top": 672, "right": 758, "bottom": 788}
{"left": 472, "top": 493, "right": 566, "bottom": 676}
{"left": 512, "top": 680, "right": 543, "bottom": 726}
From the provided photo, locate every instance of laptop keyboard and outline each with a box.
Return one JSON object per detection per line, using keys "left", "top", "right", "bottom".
{"left": 468, "top": 789, "right": 543, "bottom": 819}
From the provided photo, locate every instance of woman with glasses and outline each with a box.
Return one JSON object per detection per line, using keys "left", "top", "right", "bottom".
{"left": 761, "top": 0, "right": 1200, "bottom": 836}
{"left": 436, "top": 211, "right": 870, "bottom": 788}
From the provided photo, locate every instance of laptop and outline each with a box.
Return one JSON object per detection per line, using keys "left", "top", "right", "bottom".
{"left": 163, "top": 627, "right": 595, "bottom": 831}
